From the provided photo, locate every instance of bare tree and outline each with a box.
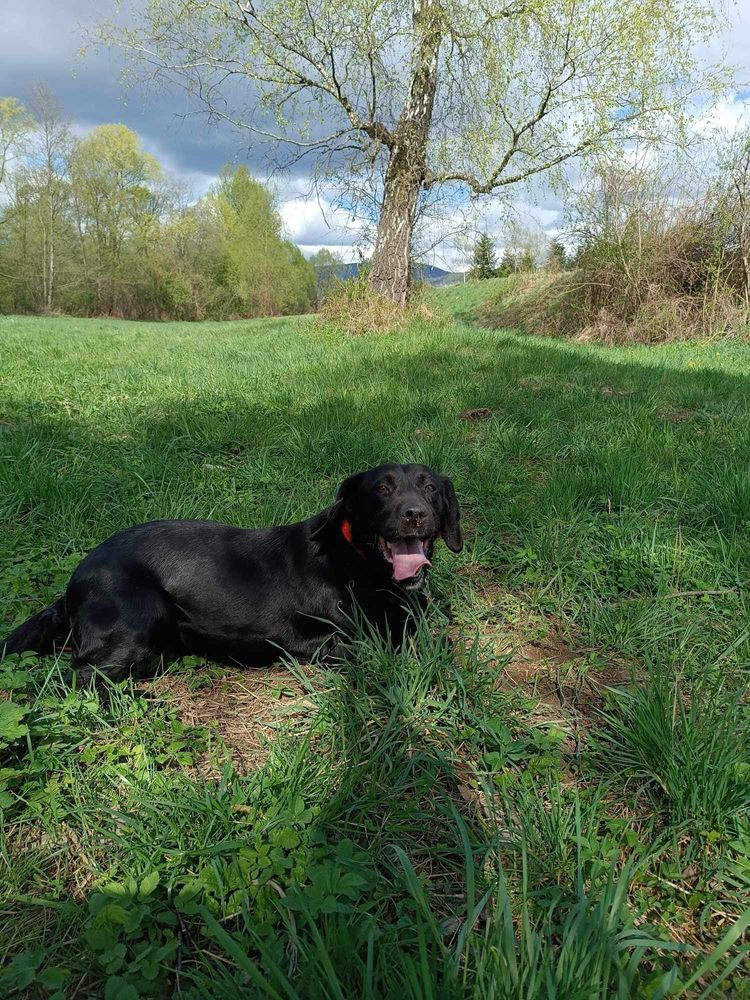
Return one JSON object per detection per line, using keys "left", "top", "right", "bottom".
{"left": 95, "top": 0, "right": 722, "bottom": 305}
{"left": 27, "top": 85, "right": 73, "bottom": 311}
{"left": 721, "top": 129, "right": 750, "bottom": 305}
{"left": 0, "top": 97, "right": 33, "bottom": 193}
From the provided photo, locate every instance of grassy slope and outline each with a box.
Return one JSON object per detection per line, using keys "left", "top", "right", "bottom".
{"left": 457, "top": 270, "right": 750, "bottom": 343}
{"left": 1, "top": 302, "right": 749, "bottom": 996}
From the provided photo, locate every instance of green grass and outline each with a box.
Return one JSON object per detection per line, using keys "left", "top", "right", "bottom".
{"left": 1, "top": 299, "right": 749, "bottom": 996}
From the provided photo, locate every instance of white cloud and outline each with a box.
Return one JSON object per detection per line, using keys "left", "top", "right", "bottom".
{"left": 300, "top": 244, "right": 357, "bottom": 261}
{"left": 7, "top": 0, "right": 747, "bottom": 272}
{"left": 279, "top": 197, "right": 365, "bottom": 254}
{"left": 694, "top": 94, "right": 750, "bottom": 136}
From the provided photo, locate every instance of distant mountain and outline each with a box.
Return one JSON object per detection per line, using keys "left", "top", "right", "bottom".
{"left": 315, "top": 262, "right": 360, "bottom": 284}
{"left": 314, "top": 261, "right": 465, "bottom": 288}
{"left": 411, "top": 263, "right": 465, "bottom": 286}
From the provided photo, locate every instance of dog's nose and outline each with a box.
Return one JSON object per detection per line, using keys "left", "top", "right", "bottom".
{"left": 402, "top": 505, "right": 428, "bottom": 523}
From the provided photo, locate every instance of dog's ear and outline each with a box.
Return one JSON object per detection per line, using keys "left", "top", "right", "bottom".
{"left": 438, "top": 475, "right": 463, "bottom": 553}
{"left": 310, "top": 472, "right": 363, "bottom": 540}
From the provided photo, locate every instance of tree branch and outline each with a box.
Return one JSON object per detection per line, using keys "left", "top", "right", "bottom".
{"left": 424, "top": 109, "right": 662, "bottom": 193}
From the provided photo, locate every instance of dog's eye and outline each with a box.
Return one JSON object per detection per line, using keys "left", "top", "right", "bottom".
{"left": 376, "top": 484, "right": 390, "bottom": 496}
{"left": 423, "top": 483, "right": 436, "bottom": 493}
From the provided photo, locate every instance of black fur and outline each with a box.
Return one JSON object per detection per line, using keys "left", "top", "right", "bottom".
{"left": 2, "top": 464, "right": 462, "bottom": 682}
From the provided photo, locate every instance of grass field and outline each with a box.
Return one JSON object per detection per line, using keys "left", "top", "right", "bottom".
{"left": 1, "top": 290, "right": 749, "bottom": 997}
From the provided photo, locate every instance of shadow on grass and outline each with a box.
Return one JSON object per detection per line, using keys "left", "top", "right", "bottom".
{"left": 1, "top": 326, "right": 748, "bottom": 672}
{"left": 2, "top": 319, "right": 750, "bottom": 993}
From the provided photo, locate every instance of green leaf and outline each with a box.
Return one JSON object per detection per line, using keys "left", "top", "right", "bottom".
{"left": 104, "top": 976, "right": 139, "bottom": 1000}
{"left": 0, "top": 700, "right": 29, "bottom": 745}
{"left": 39, "top": 967, "right": 67, "bottom": 990}
{"left": 102, "top": 881, "right": 129, "bottom": 897}
{"left": 176, "top": 879, "right": 202, "bottom": 903}
{"left": 2, "top": 949, "right": 42, "bottom": 990}
{"left": 0, "top": 669, "right": 32, "bottom": 691}
{"left": 138, "top": 870, "right": 160, "bottom": 898}
{"left": 272, "top": 827, "right": 300, "bottom": 850}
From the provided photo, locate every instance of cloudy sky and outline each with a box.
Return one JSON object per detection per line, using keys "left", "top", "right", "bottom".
{"left": 2, "top": 1, "right": 749, "bottom": 270}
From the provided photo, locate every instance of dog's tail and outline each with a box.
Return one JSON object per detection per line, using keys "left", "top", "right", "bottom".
{"left": 1, "top": 597, "right": 68, "bottom": 658}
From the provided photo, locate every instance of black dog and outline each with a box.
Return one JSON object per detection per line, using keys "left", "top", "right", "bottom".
{"left": 2, "top": 464, "right": 462, "bottom": 682}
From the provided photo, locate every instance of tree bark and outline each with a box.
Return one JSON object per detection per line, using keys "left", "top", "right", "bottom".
{"left": 369, "top": 0, "right": 440, "bottom": 306}
{"left": 369, "top": 149, "right": 424, "bottom": 305}
{"left": 48, "top": 229, "right": 54, "bottom": 311}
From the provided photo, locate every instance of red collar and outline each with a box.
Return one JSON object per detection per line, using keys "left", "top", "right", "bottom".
{"left": 341, "top": 519, "right": 367, "bottom": 560}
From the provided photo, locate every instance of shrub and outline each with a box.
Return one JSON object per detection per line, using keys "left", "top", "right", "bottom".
{"left": 317, "top": 274, "right": 436, "bottom": 335}
{"left": 481, "top": 145, "right": 750, "bottom": 342}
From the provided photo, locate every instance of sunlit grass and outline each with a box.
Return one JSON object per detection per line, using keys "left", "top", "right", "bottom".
{"left": 1, "top": 302, "right": 749, "bottom": 995}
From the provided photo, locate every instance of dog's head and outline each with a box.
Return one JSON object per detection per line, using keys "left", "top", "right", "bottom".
{"left": 313, "top": 463, "right": 463, "bottom": 590}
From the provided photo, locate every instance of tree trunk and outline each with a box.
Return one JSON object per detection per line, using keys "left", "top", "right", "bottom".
{"left": 41, "top": 230, "right": 48, "bottom": 310}
{"left": 369, "top": 150, "right": 424, "bottom": 306}
{"left": 369, "top": 0, "right": 440, "bottom": 306}
{"left": 47, "top": 229, "right": 54, "bottom": 311}
{"left": 39, "top": 199, "right": 48, "bottom": 310}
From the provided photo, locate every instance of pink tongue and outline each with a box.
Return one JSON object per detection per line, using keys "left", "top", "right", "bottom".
{"left": 389, "top": 539, "right": 431, "bottom": 581}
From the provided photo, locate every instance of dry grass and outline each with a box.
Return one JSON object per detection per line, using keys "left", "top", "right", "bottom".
{"left": 454, "top": 565, "right": 633, "bottom": 732}
{"left": 479, "top": 269, "right": 750, "bottom": 344}
{"left": 317, "top": 278, "right": 439, "bottom": 335}
{"left": 144, "top": 667, "right": 317, "bottom": 773}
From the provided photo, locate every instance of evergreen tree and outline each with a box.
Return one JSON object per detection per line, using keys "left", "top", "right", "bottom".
{"left": 547, "top": 238, "right": 569, "bottom": 271}
{"left": 497, "top": 251, "right": 517, "bottom": 277}
{"left": 518, "top": 249, "right": 536, "bottom": 273}
{"left": 470, "top": 233, "right": 497, "bottom": 280}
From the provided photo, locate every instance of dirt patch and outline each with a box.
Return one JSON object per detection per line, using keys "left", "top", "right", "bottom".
{"left": 459, "top": 407, "right": 493, "bottom": 421}
{"left": 145, "top": 667, "right": 317, "bottom": 773}
{"left": 490, "top": 628, "right": 631, "bottom": 720}
{"left": 454, "top": 564, "right": 632, "bottom": 725}
{"left": 457, "top": 563, "right": 498, "bottom": 581}
{"left": 658, "top": 408, "right": 696, "bottom": 422}
{"left": 599, "top": 385, "right": 635, "bottom": 397}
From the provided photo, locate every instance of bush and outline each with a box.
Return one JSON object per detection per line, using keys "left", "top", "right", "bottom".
{"left": 567, "top": 150, "right": 750, "bottom": 341}
{"left": 481, "top": 146, "right": 750, "bottom": 343}
{"left": 317, "top": 274, "right": 436, "bottom": 335}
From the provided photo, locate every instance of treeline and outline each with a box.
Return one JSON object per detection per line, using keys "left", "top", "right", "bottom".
{"left": 0, "top": 87, "right": 316, "bottom": 320}
{"left": 469, "top": 233, "right": 542, "bottom": 280}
